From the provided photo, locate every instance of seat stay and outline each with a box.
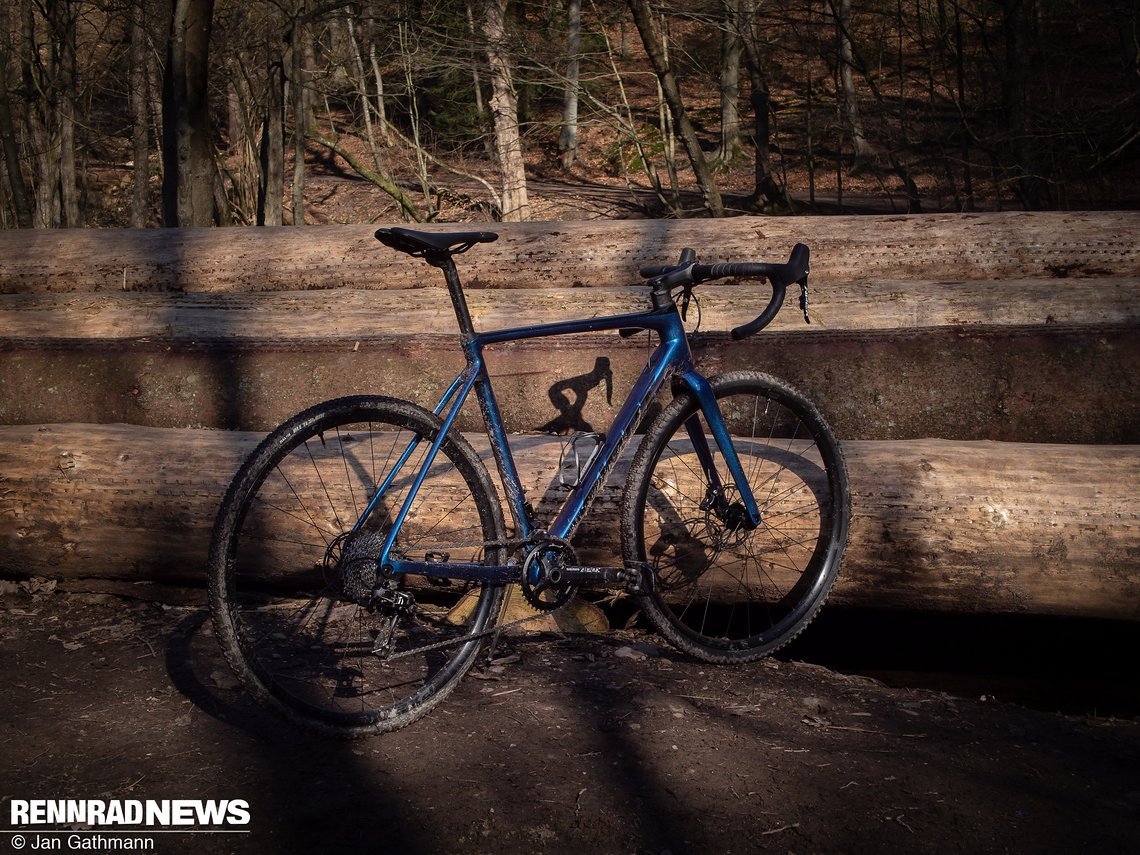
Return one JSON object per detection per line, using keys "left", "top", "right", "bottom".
{"left": 374, "top": 362, "right": 481, "bottom": 572}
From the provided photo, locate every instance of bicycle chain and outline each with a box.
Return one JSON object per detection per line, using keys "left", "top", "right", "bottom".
{"left": 376, "top": 600, "right": 551, "bottom": 662}
{"left": 375, "top": 532, "right": 578, "bottom": 661}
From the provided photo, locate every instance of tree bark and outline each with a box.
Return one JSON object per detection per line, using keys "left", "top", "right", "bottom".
{"left": 310, "top": 132, "right": 424, "bottom": 222}
{"left": 737, "top": 10, "right": 786, "bottom": 207}
{"left": 558, "top": 0, "right": 582, "bottom": 169}
{"left": 290, "top": 16, "right": 310, "bottom": 226}
{"left": 1000, "top": 0, "right": 1051, "bottom": 209}
{"left": 18, "top": 2, "right": 58, "bottom": 228}
{"left": 1, "top": 212, "right": 1136, "bottom": 293}
{"left": 258, "top": 31, "right": 286, "bottom": 226}
{"left": 53, "top": 0, "right": 80, "bottom": 227}
{"left": 162, "top": 0, "right": 216, "bottom": 227}
{"left": 483, "top": 0, "right": 530, "bottom": 221}
{"left": 627, "top": 0, "right": 724, "bottom": 217}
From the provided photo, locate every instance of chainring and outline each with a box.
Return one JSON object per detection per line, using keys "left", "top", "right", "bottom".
{"left": 519, "top": 537, "right": 578, "bottom": 612}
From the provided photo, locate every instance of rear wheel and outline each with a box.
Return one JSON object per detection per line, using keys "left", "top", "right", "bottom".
{"left": 207, "top": 396, "right": 505, "bottom": 736}
{"left": 621, "top": 372, "right": 849, "bottom": 663}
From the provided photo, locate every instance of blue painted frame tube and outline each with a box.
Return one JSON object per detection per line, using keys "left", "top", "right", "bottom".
{"left": 546, "top": 333, "right": 683, "bottom": 542}
{"left": 677, "top": 368, "right": 761, "bottom": 526}
{"left": 369, "top": 298, "right": 762, "bottom": 579}
{"left": 376, "top": 363, "right": 480, "bottom": 569}
{"left": 351, "top": 368, "right": 473, "bottom": 533}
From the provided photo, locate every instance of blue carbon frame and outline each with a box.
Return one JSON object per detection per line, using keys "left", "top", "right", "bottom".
{"left": 363, "top": 295, "right": 762, "bottom": 584}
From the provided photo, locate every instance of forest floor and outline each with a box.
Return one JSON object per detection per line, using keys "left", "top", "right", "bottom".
{"left": 2, "top": 585, "right": 1138, "bottom": 854}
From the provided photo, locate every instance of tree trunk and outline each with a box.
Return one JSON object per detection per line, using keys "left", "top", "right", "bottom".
{"left": 345, "top": 16, "right": 380, "bottom": 168}
{"left": 738, "top": 11, "right": 786, "bottom": 208}
{"left": 626, "top": 0, "right": 724, "bottom": 217}
{"left": 310, "top": 132, "right": 424, "bottom": 222}
{"left": 21, "top": 2, "right": 60, "bottom": 228}
{"left": 483, "top": 0, "right": 530, "bottom": 221}
{"left": 1000, "top": 0, "right": 1050, "bottom": 209}
{"left": 558, "top": 0, "right": 582, "bottom": 169}
{"left": 290, "top": 17, "right": 309, "bottom": 226}
{"left": 832, "top": 0, "right": 876, "bottom": 173}
{"left": 0, "top": 10, "right": 32, "bottom": 228}
{"left": 716, "top": 0, "right": 744, "bottom": 165}
{"left": 1, "top": 212, "right": 1136, "bottom": 293}
{"left": 952, "top": 0, "right": 975, "bottom": 211}
{"left": 53, "top": 0, "right": 80, "bottom": 227}
{"left": 162, "top": 0, "right": 216, "bottom": 227}
{"left": 258, "top": 47, "right": 285, "bottom": 226}
{"left": 129, "top": 0, "right": 150, "bottom": 228}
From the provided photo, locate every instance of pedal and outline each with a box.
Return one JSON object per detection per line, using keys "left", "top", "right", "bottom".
{"left": 623, "top": 562, "right": 654, "bottom": 596}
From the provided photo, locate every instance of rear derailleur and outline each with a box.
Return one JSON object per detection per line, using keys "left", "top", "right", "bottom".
{"left": 325, "top": 531, "right": 417, "bottom": 657}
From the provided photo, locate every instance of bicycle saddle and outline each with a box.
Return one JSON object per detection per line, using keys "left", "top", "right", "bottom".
{"left": 375, "top": 227, "right": 498, "bottom": 258}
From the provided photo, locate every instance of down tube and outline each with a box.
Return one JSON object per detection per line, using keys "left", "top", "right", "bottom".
{"left": 547, "top": 335, "right": 685, "bottom": 542}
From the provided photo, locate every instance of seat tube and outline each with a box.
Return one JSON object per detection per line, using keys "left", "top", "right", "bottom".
{"left": 472, "top": 363, "right": 532, "bottom": 537}
{"left": 436, "top": 256, "right": 477, "bottom": 344}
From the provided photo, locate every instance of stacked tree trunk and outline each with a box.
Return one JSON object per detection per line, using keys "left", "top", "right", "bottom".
{"left": 1, "top": 212, "right": 1137, "bottom": 619}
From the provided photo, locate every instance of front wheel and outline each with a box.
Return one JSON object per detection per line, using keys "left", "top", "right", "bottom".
{"left": 621, "top": 372, "right": 850, "bottom": 663}
{"left": 207, "top": 396, "right": 506, "bottom": 736}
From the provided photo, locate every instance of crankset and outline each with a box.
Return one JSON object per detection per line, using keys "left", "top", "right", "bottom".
{"left": 520, "top": 535, "right": 577, "bottom": 611}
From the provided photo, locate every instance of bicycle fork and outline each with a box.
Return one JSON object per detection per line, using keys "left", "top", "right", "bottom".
{"left": 677, "top": 370, "right": 763, "bottom": 531}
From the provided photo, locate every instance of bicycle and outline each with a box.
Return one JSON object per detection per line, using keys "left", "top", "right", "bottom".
{"left": 207, "top": 227, "right": 851, "bottom": 737}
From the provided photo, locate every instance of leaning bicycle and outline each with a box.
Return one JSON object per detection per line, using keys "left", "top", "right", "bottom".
{"left": 207, "top": 227, "right": 850, "bottom": 736}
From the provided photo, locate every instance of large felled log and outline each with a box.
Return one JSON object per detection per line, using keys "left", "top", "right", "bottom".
{"left": 2, "top": 423, "right": 1137, "bottom": 620}
{"left": 3, "top": 324, "right": 1137, "bottom": 442}
{"left": 3, "top": 280, "right": 1138, "bottom": 442}
{"left": 1, "top": 212, "right": 1137, "bottom": 294}
{"left": 2, "top": 279, "right": 1138, "bottom": 340}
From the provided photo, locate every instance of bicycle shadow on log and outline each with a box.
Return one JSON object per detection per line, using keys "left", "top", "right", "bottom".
{"left": 538, "top": 356, "right": 613, "bottom": 435}
{"left": 165, "top": 607, "right": 436, "bottom": 852}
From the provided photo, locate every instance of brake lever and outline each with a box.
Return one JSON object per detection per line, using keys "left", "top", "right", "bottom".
{"left": 799, "top": 281, "right": 811, "bottom": 324}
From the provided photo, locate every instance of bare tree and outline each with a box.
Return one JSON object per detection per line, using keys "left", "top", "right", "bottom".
{"left": 627, "top": 0, "right": 724, "bottom": 217}
{"left": 258, "top": 2, "right": 285, "bottom": 226}
{"left": 52, "top": 0, "right": 80, "bottom": 226}
{"left": 483, "top": 0, "right": 530, "bottom": 221}
{"left": 830, "top": 0, "right": 876, "bottom": 174}
{"left": 162, "top": 0, "right": 216, "bottom": 226}
{"left": 558, "top": 0, "right": 582, "bottom": 169}
{"left": 129, "top": 0, "right": 151, "bottom": 227}
{"left": 290, "top": 11, "right": 311, "bottom": 226}
{"left": 0, "top": 2, "right": 32, "bottom": 228}
{"left": 737, "top": 5, "right": 787, "bottom": 208}
{"left": 716, "top": 0, "right": 744, "bottom": 166}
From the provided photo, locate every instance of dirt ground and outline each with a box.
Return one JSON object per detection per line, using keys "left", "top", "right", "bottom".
{"left": 1, "top": 587, "right": 1138, "bottom": 855}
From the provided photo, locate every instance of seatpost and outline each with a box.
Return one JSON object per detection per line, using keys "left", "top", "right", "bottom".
{"left": 428, "top": 252, "right": 478, "bottom": 344}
